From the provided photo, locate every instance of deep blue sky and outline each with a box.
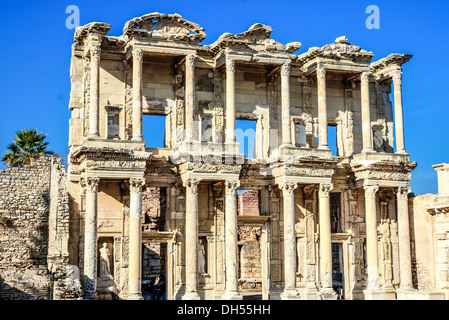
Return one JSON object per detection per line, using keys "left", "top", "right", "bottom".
{"left": 0, "top": 0, "right": 447, "bottom": 195}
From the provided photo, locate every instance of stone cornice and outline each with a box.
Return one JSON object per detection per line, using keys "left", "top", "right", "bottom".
{"left": 74, "top": 22, "right": 111, "bottom": 45}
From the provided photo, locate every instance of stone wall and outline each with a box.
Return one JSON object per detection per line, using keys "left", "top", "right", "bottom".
{"left": 238, "top": 190, "right": 260, "bottom": 216}
{"left": 0, "top": 156, "right": 71, "bottom": 300}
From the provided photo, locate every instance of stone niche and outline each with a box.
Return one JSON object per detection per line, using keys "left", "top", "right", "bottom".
{"left": 142, "top": 187, "right": 166, "bottom": 232}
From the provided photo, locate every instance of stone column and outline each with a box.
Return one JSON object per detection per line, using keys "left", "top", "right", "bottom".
{"left": 361, "top": 72, "right": 374, "bottom": 152}
{"left": 225, "top": 59, "right": 236, "bottom": 144}
{"left": 223, "top": 180, "right": 243, "bottom": 300}
{"left": 392, "top": 73, "right": 406, "bottom": 154}
{"left": 281, "top": 62, "right": 292, "bottom": 147}
{"left": 363, "top": 185, "right": 381, "bottom": 291}
{"left": 132, "top": 49, "right": 143, "bottom": 141}
{"left": 128, "top": 177, "right": 145, "bottom": 300}
{"left": 83, "top": 177, "right": 100, "bottom": 299}
{"left": 279, "top": 182, "right": 299, "bottom": 299}
{"left": 185, "top": 54, "right": 196, "bottom": 142}
{"left": 396, "top": 186, "right": 414, "bottom": 290}
{"left": 318, "top": 183, "right": 336, "bottom": 298}
{"left": 183, "top": 179, "right": 201, "bottom": 300}
{"left": 88, "top": 47, "right": 101, "bottom": 138}
{"left": 317, "top": 68, "right": 329, "bottom": 150}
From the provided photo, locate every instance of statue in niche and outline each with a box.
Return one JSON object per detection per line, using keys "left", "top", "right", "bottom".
{"left": 99, "top": 243, "right": 113, "bottom": 279}
{"left": 198, "top": 239, "right": 206, "bottom": 274}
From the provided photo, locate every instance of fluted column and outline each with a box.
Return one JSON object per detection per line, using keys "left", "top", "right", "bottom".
{"left": 185, "top": 54, "right": 196, "bottom": 142}
{"left": 280, "top": 182, "right": 299, "bottom": 299}
{"left": 88, "top": 47, "right": 101, "bottom": 138}
{"left": 183, "top": 179, "right": 201, "bottom": 300}
{"left": 225, "top": 59, "right": 236, "bottom": 144}
{"left": 319, "top": 183, "right": 335, "bottom": 296}
{"left": 128, "top": 177, "right": 145, "bottom": 300}
{"left": 397, "top": 186, "right": 413, "bottom": 290}
{"left": 317, "top": 68, "right": 329, "bottom": 150}
{"left": 393, "top": 73, "right": 406, "bottom": 154}
{"left": 281, "top": 62, "right": 292, "bottom": 147}
{"left": 82, "top": 177, "right": 99, "bottom": 299}
{"left": 132, "top": 49, "right": 143, "bottom": 141}
{"left": 361, "top": 72, "right": 374, "bottom": 152}
{"left": 363, "top": 185, "right": 381, "bottom": 291}
{"left": 223, "top": 180, "right": 243, "bottom": 300}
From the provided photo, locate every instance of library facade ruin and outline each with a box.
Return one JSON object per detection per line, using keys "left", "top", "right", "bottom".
{"left": 1, "top": 12, "right": 449, "bottom": 300}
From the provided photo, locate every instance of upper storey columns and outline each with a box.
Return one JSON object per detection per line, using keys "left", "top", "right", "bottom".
{"left": 280, "top": 62, "right": 293, "bottom": 147}
{"left": 361, "top": 72, "right": 374, "bottom": 153}
{"left": 185, "top": 54, "right": 197, "bottom": 142}
{"left": 225, "top": 59, "right": 236, "bottom": 145}
{"left": 392, "top": 73, "right": 406, "bottom": 154}
{"left": 88, "top": 47, "right": 101, "bottom": 138}
{"left": 132, "top": 49, "right": 144, "bottom": 141}
{"left": 317, "top": 68, "right": 329, "bottom": 150}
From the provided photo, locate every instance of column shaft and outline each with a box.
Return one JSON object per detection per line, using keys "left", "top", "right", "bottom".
{"left": 83, "top": 177, "right": 99, "bottom": 299}
{"left": 128, "top": 178, "right": 145, "bottom": 300}
{"left": 317, "top": 68, "right": 328, "bottom": 149}
{"left": 183, "top": 179, "right": 201, "bottom": 300}
{"left": 132, "top": 49, "right": 143, "bottom": 141}
{"left": 223, "top": 180, "right": 242, "bottom": 300}
{"left": 397, "top": 186, "right": 413, "bottom": 289}
{"left": 225, "top": 59, "right": 236, "bottom": 144}
{"left": 361, "top": 72, "right": 373, "bottom": 152}
{"left": 280, "top": 182, "right": 298, "bottom": 297}
{"left": 364, "top": 185, "right": 381, "bottom": 290}
{"left": 185, "top": 54, "right": 196, "bottom": 142}
{"left": 319, "top": 184, "right": 334, "bottom": 292}
{"left": 281, "top": 62, "right": 292, "bottom": 146}
{"left": 88, "top": 47, "right": 101, "bottom": 138}
{"left": 393, "top": 74, "right": 406, "bottom": 154}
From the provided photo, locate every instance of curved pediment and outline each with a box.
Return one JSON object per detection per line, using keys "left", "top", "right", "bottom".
{"left": 123, "top": 12, "right": 206, "bottom": 43}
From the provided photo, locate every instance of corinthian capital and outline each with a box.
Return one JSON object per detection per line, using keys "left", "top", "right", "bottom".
{"left": 281, "top": 61, "right": 291, "bottom": 77}
{"left": 360, "top": 71, "right": 371, "bottom": 82}
{"left": 279, "top": 182, "right": 298, "bottom": 196}
{"left": 317, "top": 68, "right": 326, "bottom": 81}
{"left": 183, "top": 179, "right": 201, "bottom": 194}
{"left": 226, "top": 59, "right": 235, "bottom": 72}
{"left": 392, "top": 73, "right": 402, "bottom": 86}
{"left": 397, "top": 186, "right": 410, "bottom": 200}
{"left": 364, "top": 185, "right": 379, "bottom": 200}
{"left": 90, "top": 46, "right": 101, "bottom": 58}
{"left": 225, "top": 180, "right": 241, "bottom": 195}
{"left": 132, "top": 49, "right": 143, "bottom": 62}
{"left": 186, "top": 54, "right": 197, "bottom": 67}
{"left": 319, "top": 183, "right": 333, "bottom": 198}
{"left": 129, "top": 178, "right": 146, "bottom": 193}
{"left": 82, "top": 177, "right": 100, "bottom": 193}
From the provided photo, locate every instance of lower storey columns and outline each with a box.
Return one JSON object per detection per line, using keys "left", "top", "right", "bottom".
{"left": 318, "top": 183, "right": 337, "bottom": 299}
{"left": 222, "top": 180, "right": 243, "bottom": 300}
{"left": 128, "top": 178, "right": 146, "bottom": 300}
{"left": 279, "top": 182, "right": 300, "bottom": 299}
{"left": 82, "top": 177, "right": 100, "bottom": 300}
{"left": 183, "top": 179, "right": 201, "bottom": 300}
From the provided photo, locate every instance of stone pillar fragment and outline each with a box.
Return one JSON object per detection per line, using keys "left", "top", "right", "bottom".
{"left": 396, "top": 186, "right": 413, "bottom": 290}
{"left": 185, "top": 54, "right": 196, "bottom": 142}
{"left": 393, "top": 73, "right": 406, "bottom": 154}
{"left": 361, "top": 72, "right": 374, "bottom": 152}
{"left": 281, "top": 62, "right": 292, "bottom": 147}
{"left": 222, "top": 180, "right": 243, "bottom": 300}
{"left": 83, "top": 177, "right": 99, "bottom": 299}
{"left": 279, "top": 182, "right": 300, "bottom": 299}
{"left": 183, "top": 179, "right": 201, "bottom": 300}
{"left": 318, "top": 183, "right": 336, "bottom": 298}
{"left": 128, "top": 178, "right": 145, "bottom": 300}
{"left": 132, "top": 49, "right": 143, "bottom": 141}
{"left": 317, "top": 68, "right": 329, "bottom": 150}
{"left": 88, "top": 47, "right": 101, "bottom": 138}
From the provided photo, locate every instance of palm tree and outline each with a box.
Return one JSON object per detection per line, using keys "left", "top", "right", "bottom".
{"left": 1, "top": 129, "right": 54, "bottom": 167}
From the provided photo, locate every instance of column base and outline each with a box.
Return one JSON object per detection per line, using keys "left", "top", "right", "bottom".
{"left": 317, "top": 145, "right": 330, "bottom": 150}
{"left": 127, "top": 293, "right": 144, "bottom": 300}
{"left": 320, "top": 288, "right": 338, "bottom": 300}
{"left": 280, "top": 289, "right": 301, "bottom": 300}
{"left": 132, "top": 135, "right": 143, "bottom": 142}
{"left": 363, "top": 288, "right": 396, "bottom": 300}
{"left": 221, "top": 291, "right": 243, "bottom": 300}
{"left": 362, "top": 147, "right": 374, "bottom": 153}
{"left": 395, "top": 150, "right": 408, "bottom": 155}
{"left": 182, "top": 292, "right": 201, "bottom": 300}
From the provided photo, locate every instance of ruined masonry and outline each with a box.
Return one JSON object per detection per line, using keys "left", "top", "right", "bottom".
{"left": 1, "top": 12, "right": 449, "bottom": 300}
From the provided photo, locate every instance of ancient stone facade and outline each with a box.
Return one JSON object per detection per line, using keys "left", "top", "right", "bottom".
{"left": 1, "top": 12, "right": 447, "bottom": 301}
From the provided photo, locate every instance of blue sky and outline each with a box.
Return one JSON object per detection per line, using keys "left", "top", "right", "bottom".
{"left": 0, "top": 0, "right": 448, "bottom": 195}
